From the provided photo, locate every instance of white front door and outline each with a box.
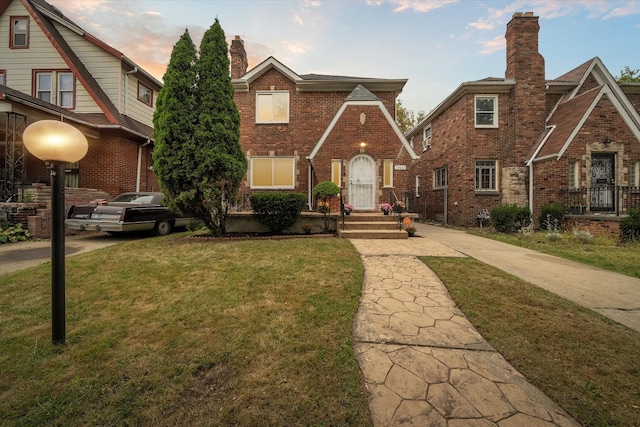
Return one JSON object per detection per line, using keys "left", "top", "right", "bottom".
{"left": 349, "top": 154, "right": 375, "bottom": 210}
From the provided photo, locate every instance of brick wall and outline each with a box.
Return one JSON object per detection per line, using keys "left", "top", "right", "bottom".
{"left": 235, "top": 68, "right": 409, "bottom": 209}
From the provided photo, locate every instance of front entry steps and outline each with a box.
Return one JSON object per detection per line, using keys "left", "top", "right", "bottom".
{"left": 337, "top": 212, "right": 414, "bottom": 239}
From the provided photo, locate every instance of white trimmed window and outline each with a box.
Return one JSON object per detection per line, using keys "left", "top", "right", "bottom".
{"left": 35, "top": 71, "right": 75, "bottom": 108}
{"left": 475, "top": 160, "right": 497, "bottom": 191}
{"left": 0, "top": 70, "right": 5, "bottom": 85}
{"left": 422, "top": 125, "right": 432, "bottom": 151}
{"left": 58, "top": 73, "right": 74, "bottom": 108}
{"left": 569, "top": 161, "right": 579, "bottom": 188}
{"left": 331, "top": 160, "right": 341, "bottom": 187}
{"left": 415, "top": 175, "right": 420, "bottom": 197}
{"left": 434, "top": 167, "right": 447, "bottom": 189}
{"left": 138, "top": 82, "right": 153, "bottom": 106}
{"left": 36, "top": 72, "right": 52, "bottom": 103}
{"left": 250, "top": 157, "right": 295, "bottom": 189}
{"left": 383, "top": 160, "right": 393, "bottom": 188}
{"left": 475, "top": 95, "right": 498, "bottom": 128}
{"left": 256, "top": 91, "right": 289, "bottom": 123}
{"left": 10, "top": 16, "right": 29, "bottom": 48}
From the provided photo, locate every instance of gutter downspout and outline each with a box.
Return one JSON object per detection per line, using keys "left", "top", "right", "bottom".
{"left": 136, "top": 138, "right": 151, "bottom": 191}
{"left": 529, "top": 162, "right": 534, "bottom": 220}
{"left": 306, "top": 157, "right": 313, "bottom": 210}
{"left": 124, "top": 67, "right": 138, "bottom": 115}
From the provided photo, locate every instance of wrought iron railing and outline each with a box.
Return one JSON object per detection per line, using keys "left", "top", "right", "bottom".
{"left": 560, "top": 186, "right": 640, "bottom": 216}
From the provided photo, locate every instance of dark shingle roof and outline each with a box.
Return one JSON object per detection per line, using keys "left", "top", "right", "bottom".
{"left": 345, "top": 85, "right": 380, "bottom": 102}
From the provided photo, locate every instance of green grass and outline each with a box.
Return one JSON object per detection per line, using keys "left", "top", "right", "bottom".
{"left": 0, "top": 234, "right": 371, "bottom": 426}
{"left": 422, "top": 256, "right": 640, "bottom": 427}
{"left": 470, "top": 228, "right": 640, "bottom": 278}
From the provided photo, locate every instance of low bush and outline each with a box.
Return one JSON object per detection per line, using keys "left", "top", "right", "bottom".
{"left": 250, "top": 192, "right": 306, "bottom": 234}
{"left": 621, "top": 207, "right": 640, "bottom": 242}
{"left": 0, "top": 223, "right": 32, "bottom": 244}
{"left": 490, "top": 204, "right": 531, "bottom": 233}
{"left": 539, "top": 202, "right": 564, "bottom": 231}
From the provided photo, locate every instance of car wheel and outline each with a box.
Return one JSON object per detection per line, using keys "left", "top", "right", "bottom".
{"left": 154, "top": 220, "right": 173, "bottom": 236}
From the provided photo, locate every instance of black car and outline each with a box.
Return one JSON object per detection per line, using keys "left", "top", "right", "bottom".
{"left": 65, "top": 192, "right": 189, "bottom": 236}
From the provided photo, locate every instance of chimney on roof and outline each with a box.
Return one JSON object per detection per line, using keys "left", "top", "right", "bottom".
{"left": 505, "top": 12, "right": 544, "bottom": 81}
{"left": 230, "top": 36, "right": 248, "bottom": 79}
{"left": 504, "top": 12, "right": 546, "bottom": 165}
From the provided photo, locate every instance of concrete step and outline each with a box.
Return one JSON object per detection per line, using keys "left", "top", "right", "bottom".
{"left": 343, "top": 212, "right": 398, "bottom": 222}
{"left": 337, "top": 229, "right": 408, "bottom": 239}
{"left": 340, "top": 221, "right": 403, "bottom": 231}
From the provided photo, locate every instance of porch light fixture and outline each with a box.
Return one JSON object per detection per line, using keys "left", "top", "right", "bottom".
{"left": 22, "top": 120, "right": 88, "bottom": 345}
{"left": 359, "top": 141, "right": 367, "bottom": 152}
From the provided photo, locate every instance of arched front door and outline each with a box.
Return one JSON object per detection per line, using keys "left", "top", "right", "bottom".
{"left": 349, "top": 154, "right": 375, "bottom": 210}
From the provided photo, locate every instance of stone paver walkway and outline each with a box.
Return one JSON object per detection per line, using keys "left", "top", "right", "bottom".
{"left": 350, "top": 244, "right": 580, "bottom": 426}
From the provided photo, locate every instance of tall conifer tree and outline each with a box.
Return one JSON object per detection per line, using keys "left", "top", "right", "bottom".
{"left": 153, "top": 21, "right": 247, "bottom": 236}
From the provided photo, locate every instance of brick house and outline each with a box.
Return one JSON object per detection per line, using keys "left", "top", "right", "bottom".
{"left": 406, "top": 12, "right": 640, "bottom": 232}
{"left": 230, "top": 37, "right": 418, "bottom": 212}
{"left": 0, "top": 0, "right": 159, "bottom": 202}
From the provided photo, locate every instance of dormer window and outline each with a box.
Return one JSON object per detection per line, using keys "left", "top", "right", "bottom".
{"left": 475, "top": 95, "right": 498, "bottom": 128}
{"left": 138, "top": 82, "right": 153, "bottom": 106}
{"left": 422, "top": 125, "right": 432, "bottom": 151}
{"left": 256, "top": 91, "right": 289, "bottom": 124}
{"left": 10, "top": 16, "right": 29, "bottom": 48}
{"left": 34, "top": 71, "right": 75, "bottom": 108}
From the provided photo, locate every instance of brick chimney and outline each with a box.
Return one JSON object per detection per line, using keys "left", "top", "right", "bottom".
{"left": 504, "top": 12, "right": 546, "bottom": 164}
{"left": 230, "top": 36, "right": 248, "bottom": 79}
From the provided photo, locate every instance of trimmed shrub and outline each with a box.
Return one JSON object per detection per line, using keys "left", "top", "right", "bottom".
{"left": 250, "top": 192, "right": 306, "bottom": 234}
{"left": 490, "top": 204, "right": 531, "bottom": 233}
{"left": 621, "top": 207, "right": 640, "bottom": 242}
{"left": 539, "top": 202, "right": 564, "bottom": 231}
{"left": 312, "top": 181, "right": 340, "bottom": 200}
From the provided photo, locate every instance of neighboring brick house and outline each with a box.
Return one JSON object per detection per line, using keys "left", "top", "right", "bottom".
{"left": 406, "top": 12, "right": 640, "bottom": 230}
{"left": 0, "top": 0, "right": 160, "bottom": 202}
{"left": 230, "top": 36, "right": 418, "bottom": 211}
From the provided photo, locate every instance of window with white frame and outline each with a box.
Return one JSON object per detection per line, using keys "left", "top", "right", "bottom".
{"left": 58, "top": 73, "right": 74, "bottom": 108}
{"left": 630, "top": 161, "right": 640, "bottom": 187}
{"left": 383, "top": 159, "right": 393, "bottom": 187}
{"left": 138, "top": 82, "right": 153, "bottom": 106}
{"left": 422, "top": 125, "right": 432, "bottom": 151}
{"left": 569, "top": 160, "right": 580, "bottom": 188}
{"left": 0, "top": 70, "right": 5, "bottom": 85}
{"left": 475, "top": 95, "right": 498, "bottom": 128}
{"left": 331, "top": 160, "right": 341, "bottom": 187}
{"left": 34, "top": 71, "right": 75, "bottom": 107}
{"left": 415, "top": 175, "right": 420, "bottom": 197}
{"left": 250, "top": 157, "right": 295, "bottom": 189}
{"left": 256, "top": 91, "right": 289, "bottom": 123}
{"left": 475, "top": 160, "right": 497, "bottom": 191}
{"left": 434, "top": 167, "right": 447, "bottom": 189}
{"left": 10, "top": 16, "right": 29, "bottom": 48}
{"left": 36, "top": 73, "right": 52, "bottom": 103}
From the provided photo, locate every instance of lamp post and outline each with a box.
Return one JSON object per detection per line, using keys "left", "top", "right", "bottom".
{"left": 22, "top": 120, "right": 88, "bottom": 345}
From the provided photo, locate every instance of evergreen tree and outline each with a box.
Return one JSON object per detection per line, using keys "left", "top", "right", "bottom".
{"left": 153, "top": 21, "right": 247, "bottom": 236}
{"left": 193, "top": 18, "right": 247, "bottom": 236}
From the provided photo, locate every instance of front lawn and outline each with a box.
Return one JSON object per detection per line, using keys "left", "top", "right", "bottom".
{"left": 0, "top": 235, "right": 371, "bottom": 426}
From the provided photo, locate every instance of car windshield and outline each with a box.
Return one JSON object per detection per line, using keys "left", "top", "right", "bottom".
{"left": 111, "top": 194, "right": 156, "bottom": 204}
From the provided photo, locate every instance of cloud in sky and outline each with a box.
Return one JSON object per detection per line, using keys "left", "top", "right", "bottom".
{"left": 45, "top": 0, "right": 640, "bottom": 113}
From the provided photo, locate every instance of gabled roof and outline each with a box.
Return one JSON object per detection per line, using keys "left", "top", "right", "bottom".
{"left": 0, "top": 0, "right": 157, "bottom": 139}
{"left": 309, "top": 85, "right": 418, "bottom": 160}
{"left": 528, "top": 58, "right": 640, "bottom": 164}
{"left": 232, "top": 57, "right": 407, "bottom": 93}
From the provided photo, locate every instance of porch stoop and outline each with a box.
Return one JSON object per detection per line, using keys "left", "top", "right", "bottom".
{"left": 337, "top": 212, "right": 411, "bottom": 239}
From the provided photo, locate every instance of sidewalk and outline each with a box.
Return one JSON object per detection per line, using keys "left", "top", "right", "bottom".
{"left": 349, "top": 222, "right": 640, "bottom": 426}
{"left": 0, "top": 233, "right": 122, "bottom": 276}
